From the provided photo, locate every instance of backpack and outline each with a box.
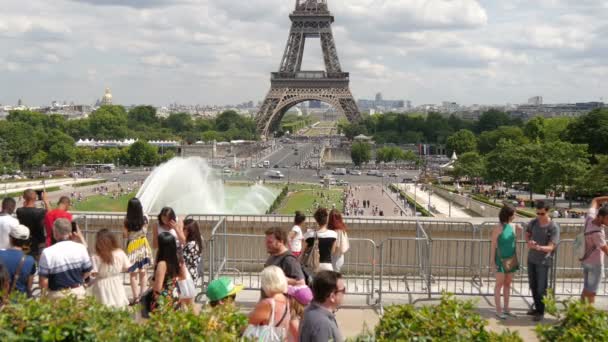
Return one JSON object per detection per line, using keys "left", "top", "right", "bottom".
{"left": 299, "top": 233, "right": 320, "bottom": 276}
{"left": 277, "top": 253, "right": 312, "bottom": 287}
{"left": 574, "top": 220, "right": 602, "bottom": 262}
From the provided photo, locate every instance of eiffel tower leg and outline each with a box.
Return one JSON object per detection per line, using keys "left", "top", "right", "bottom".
{"left": 280, "top": 32, "right": 305, "bottom": 72}
{"left": 320, "top": 32, "right": 342, "bottom": 73}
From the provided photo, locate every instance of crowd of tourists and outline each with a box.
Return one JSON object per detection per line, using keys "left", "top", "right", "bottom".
{"left": 0, "top": 187, "right": 607, "bottom": 341}
{"left": 0, "top": 189, "right": 351, "bottom": 341}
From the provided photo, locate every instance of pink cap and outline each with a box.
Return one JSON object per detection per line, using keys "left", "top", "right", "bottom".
{"left": 287, "top": 285, "right": 313, "bottom": 305}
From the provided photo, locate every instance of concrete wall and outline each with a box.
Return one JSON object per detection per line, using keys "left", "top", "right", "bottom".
{"left": 431, "top": 186, "right": 503, "bottom": 217}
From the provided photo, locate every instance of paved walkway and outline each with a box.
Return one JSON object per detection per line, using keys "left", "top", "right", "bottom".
{"left": 399, "top": 183, "right": 472, "bottom": 218}
{"left": 345, "top": 184, "right": 414, "bottom": 217}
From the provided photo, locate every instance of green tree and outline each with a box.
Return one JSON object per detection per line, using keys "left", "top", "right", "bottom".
{"left": 45, "top": 130, "right": 76, "bottom": 166}
{"left": 538, "top": 141, "right": 590, "bottom": 205}
{"left": 524, "top": 116, "right": 546, "bottom": 141}
{"left": 128, "top": 106, "right": 158, "bottom": 127}
{"left": 88, "top": 105, "right": 129, "bottom": 139}
{"left": 476, "top": 109, "right": 520, "bottom": 133}
{"left": 29, "top": 151, "right": 48, "bottom": 168}
{"left": 564, "top": 109, "right": 608, "bottom": 155}
{"left": 576, "top": 155, "right": 608, "bottom": 198}
{"left": 127, "top": 141, "right": 158, "bottom": 166}
{"left": 215, "top": 110, "right": 241, "bottom": 131}
{"left": 445, "top": 129, "right": 477, "bottom": 155}
{"left": 544, "top": 117, "right": 572, "bottom": 142}
{"left": 485, "top": 139, "right": 522, "bottom": 187}
{"left": 201, "top": 130, "right": 222, "bottom": 142}
{"left": 478, "top": 126, "right": 528, "bottom": 154}
{"left": 452, "top": 152, "right": 485, "bottom": 181}
{"left": 165, "top": 113, "right": 193, "bottom": 133}
{"left": 0, "top": 122, "right": 43, "bottom": 168}
{"left": 351, "top": 142, "right": 371, "bottom": 166}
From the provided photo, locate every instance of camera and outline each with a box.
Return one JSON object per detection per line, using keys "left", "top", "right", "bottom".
{"left": 35, "top": 190, "right": 44, "bottom": 201}
{"left": 71, "top": 221, "right": 78, "bottom": 233}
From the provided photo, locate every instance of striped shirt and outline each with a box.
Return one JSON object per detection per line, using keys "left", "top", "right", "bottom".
{"left": 39, "top": 240, "right": 93, "bottom": 291}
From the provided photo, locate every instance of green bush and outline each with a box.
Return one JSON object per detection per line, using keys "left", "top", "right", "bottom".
{"left": 0, "top": 294, "right": 248, "bottom": 341}
{"left": 73, "top": 180, "right": 107, "bottom": 188}
{"left": 372, "top": 294, "right": 522, "bottom": 342}
{"left": 536, "top": 292, "right": 608, "bottom": 342}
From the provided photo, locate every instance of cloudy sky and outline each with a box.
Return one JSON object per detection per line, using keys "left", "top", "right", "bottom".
{"left": 1, "top": 0, "right": 607, "bottom": 107}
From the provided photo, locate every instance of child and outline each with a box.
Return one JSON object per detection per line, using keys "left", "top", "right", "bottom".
{"left": 287, "top": 285, "right": 313, "bottom": 342}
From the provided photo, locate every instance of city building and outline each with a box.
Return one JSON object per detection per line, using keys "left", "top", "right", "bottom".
{"left": 357, "top": 93, "right": 405, "bottom": 112}
{"left": 101, "top": 88, "right": 113, "bottom": 105}
{"left": 528, "top": 96, "right": 543, "bottom": 106}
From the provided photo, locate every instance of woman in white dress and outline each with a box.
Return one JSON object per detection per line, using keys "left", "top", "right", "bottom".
{"left": 91, "top": 229, "right": 132, "bottom": 308}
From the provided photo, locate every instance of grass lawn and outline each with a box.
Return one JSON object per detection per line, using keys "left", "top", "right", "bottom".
{"left": 277, "top": 186, "right": 344, "bottom": 215}
{"left": 72, "top": 192, "right": 137, "bottom": 212}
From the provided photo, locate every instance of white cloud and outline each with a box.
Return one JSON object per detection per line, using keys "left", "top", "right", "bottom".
{"left": 0, "top": 0, "right": 606, "bottom": 106}
{"left": 141, "top": 54, "right": 182, "bottom": 68}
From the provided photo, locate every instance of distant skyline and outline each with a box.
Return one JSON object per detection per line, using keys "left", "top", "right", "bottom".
{"left": 1, "top": 0, "right": 607, "bottom": 107}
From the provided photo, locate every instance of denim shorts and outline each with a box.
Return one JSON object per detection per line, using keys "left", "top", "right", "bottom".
{"left": 583, "top": 264, "right": 604, "bottom": 293}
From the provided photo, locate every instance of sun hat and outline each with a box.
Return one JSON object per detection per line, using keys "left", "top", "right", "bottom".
{"left": 10, "top": 224, "right": 30, "bottom": 240}
{"left": 206, "top": 277, "right": 244, "bottom": 302}
{"left": 287, "top": 285, "right": 313, "bottom": 305}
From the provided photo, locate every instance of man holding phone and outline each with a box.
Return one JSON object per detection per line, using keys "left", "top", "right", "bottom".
{"left": 43, "top": 196, "right": 73, "bottom": 247}
{"left": 17, "top": 189, "right": 51, "bottom": 259}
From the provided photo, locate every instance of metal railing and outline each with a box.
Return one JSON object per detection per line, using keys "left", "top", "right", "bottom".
{"left": 69, "top": 212, "right": 607, "bottom": 309}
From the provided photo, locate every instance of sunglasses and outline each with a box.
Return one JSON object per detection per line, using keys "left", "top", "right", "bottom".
{"left": 334, "top": 287, "right": 346, "bottom": 294}
{"left": 536, "top": 212, "right": 547, "bottom": 216}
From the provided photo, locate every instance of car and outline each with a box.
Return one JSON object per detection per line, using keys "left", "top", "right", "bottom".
{"left": 273, "top": 164, "right": 279, "bottom": 169}
{"left": 349, "top": 170, "right": 362, "bottom": 176}
{"left": 337, "top": 179, "right": 349, "bottom": 186}
{"left": 123, "top": 170, "right": 130, "bottom": 174}
{"left": 367, "top": 170, "right": 378, "bottom": 176}
{"left": 251, "top": 163, "right": 257, "bottom": 168}
{"left": 376, "top": 172, "right": 385, "bottom": 177}
{"left": 389, "top": 172, "right": 399, "bottom": 177}
{"left": 258, "top": 163, "right": 264, "bottom": 168}
{"left": 223, "top": 168, "right": 232, "bottom": 174}
{"left": 266, "top": 170, "right": 284, "bottom": 179}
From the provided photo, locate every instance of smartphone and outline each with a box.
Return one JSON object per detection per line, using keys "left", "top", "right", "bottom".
{"left": 35, "top": 190, "right": 44, "bottom": 201}
{"left": 71, "top": 221, "right": 78, "bottom": 233}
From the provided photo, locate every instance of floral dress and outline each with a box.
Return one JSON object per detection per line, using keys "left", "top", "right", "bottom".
{"left": 183, "top": 241, "right": 201, "bottom": 282}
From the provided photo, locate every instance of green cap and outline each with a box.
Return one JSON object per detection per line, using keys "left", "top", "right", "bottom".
{"left": 206, "top": 277, "right": 244, "bottom": 302}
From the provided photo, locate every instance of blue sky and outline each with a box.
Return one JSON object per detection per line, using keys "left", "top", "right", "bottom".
{"left": 1, "top": 0, "right": 607, "bottom": 106}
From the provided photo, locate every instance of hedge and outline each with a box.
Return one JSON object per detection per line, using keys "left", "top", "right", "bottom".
{"left": 389, "top": 184, "right": 432, "bottom": 217}
{"left": 266, "top": 185, "right": 289, "bottom": 214}
{"left": 0, "top": 294, "right": 247, "bottom": 341}
{"left": 72, "top": 179, "right": 108, "bottom": 188}
{"left": 354, "top": 294, "right": 522, "bottom": 341}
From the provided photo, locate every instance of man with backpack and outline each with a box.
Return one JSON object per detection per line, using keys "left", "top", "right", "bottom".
{"left": 525, "top": 200, "right": 560, "bottom": 321}
{"left": 579, "top": 196, "right": 608, "bottom": 305}
{"left": 264, "top": 227, "right": 305, "bottom": 286}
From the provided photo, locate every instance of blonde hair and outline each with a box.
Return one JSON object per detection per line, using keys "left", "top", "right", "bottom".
{"left": 261, "top": 266, "right": 288, "bottom": 297}
{"left": 289, "top": 296, "right": 305, "bottom": 319}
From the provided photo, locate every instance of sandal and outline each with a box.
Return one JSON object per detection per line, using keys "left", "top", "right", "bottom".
{"left": 129, "top": 297, "right": 140, "bottom": 306}
{"left": 495, "top": 312, "right": 507, "bottom": 320}
{"left": 504, "top": 311, "right": 517, "bottom": 318}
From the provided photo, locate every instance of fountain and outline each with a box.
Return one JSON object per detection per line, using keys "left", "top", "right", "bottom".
{"left": 136, "top": 157, "right": 280, "bottom": 215}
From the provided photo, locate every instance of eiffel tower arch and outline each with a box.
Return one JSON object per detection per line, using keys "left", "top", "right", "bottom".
{"left": 256, "top": 0, "right": 361, "bottom": 137}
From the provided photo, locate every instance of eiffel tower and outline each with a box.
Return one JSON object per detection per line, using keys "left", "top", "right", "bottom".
{"left": 256, "top": 0, "right": 361, "bottom": 137}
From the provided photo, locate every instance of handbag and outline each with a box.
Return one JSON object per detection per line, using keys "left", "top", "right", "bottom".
{"left": 497, "top": 238, "right": 519, "bottom": 273}
{"left": 178, "top": 273, "right": 196, "bottom": 299}
{"left": 300, "top": 232, "right": 320, "bottom": 274}
{"left": 242, "top": 299, "right": 288, "bottom": 342}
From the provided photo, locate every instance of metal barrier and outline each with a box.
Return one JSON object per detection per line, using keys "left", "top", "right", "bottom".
{"left": 377, "top": 223, "right": 431, "bottom": 313}
{"left": 69, "top": 212, "right": 606, "bottom": 309}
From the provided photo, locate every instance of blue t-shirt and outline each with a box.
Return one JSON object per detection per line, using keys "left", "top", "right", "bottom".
{"left": 0, "top": 249, "right": 37, "bottom": 294}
